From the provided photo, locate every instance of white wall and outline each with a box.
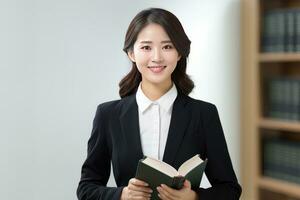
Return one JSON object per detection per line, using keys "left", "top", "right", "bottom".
{"left": 0, "top": 0, "right": 240, "bottom": 199}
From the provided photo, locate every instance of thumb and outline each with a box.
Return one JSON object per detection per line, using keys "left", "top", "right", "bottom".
{"left": 183, "top": 180, "right": 191, "bottom": 189}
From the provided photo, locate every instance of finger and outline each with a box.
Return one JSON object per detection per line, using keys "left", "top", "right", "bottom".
{"left": 132, "top": 197, "right": 150, "bottom": 200}
{"left": 133, "top": 197, "right": 150, "bottom": 200}
{"left": 128, "top": 184, "right": 153, "bottom": 194}
{"left": 160, "top": 184, "right": 180, "bottom": 198}
{"left": 123, "top": 187, "right": 151, "bottom": 200}
{"left": 157, "top": 191, "right": 172, "bottom": 200}
{"left": 129, "top": 178, "right": 149, "bottom": 187}
{"left": 128, "top": 189, "right": 152, "bottom": 198}
{"left": 183, "top": 180, "right": 191, "bottom": 189}
{"left": 157, "top": 185, "right": 178, "bottom": 200}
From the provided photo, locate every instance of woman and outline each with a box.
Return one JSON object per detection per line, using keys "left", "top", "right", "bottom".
{"left": 77, "top": 7, "right": 242, "bottom": 200}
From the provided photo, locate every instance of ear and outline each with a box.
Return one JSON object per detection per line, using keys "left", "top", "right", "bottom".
{"left": 127, "top": 51, "right": 136, "bottom": 62}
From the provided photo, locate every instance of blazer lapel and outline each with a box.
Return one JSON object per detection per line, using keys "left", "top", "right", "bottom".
{"left": 163, "top": 93, "right": 190, "bottom": 166}
{"left": 119, "top": 95, "right": 144, "bottom": 162}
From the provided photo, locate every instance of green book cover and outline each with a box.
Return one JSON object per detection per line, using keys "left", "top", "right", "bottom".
{"left": 135, "top": 154, "right": 207, "bottom": 200}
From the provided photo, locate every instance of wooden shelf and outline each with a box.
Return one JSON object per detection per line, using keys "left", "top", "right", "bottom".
{"left": 259, "top": 118, "right": 300, "bottom": 132}
{"left": 258, "top": 176, "right": 300, "bottom": 198}
{"left": 259, "top": 53, "right": 300, "bottom": 63}
{"left": 242, "top": 1, "right": 300, "bottom": 199}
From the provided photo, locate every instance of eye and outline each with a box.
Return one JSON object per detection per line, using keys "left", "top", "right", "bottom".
{"left": 163, "top": 45, "right": 173, "bottom": 49}
{"left": 141, "top": 46, "right": 151, "bottom": 50}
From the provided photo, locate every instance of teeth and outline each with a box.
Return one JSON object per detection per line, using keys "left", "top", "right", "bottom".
{"left": 148, "top": 66, "right": 165, "bottom": 68}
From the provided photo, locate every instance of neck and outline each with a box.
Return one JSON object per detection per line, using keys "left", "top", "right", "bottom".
{"left": 141, "top": 80, "right": 173, "bottom": 101}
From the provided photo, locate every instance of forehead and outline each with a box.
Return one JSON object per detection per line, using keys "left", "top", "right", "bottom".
{"left": 135, "top": 23, "right": 171, "bottom": 43}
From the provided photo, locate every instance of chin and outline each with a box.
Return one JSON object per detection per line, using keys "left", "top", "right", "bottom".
{"left": 147, "top": 78, "right": 171, "bottom": 86}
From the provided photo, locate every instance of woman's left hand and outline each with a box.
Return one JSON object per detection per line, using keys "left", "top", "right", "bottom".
{"left": 157, "top": 180, "right": 199, "bottom": 200}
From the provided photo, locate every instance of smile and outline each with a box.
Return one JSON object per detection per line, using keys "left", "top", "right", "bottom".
{"left": 147, "top": 66, "right": 166, "bottom": 73}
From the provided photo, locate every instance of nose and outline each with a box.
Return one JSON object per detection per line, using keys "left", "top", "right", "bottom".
{"left": 151, "top": 48, "right": 163, "bottom": 63}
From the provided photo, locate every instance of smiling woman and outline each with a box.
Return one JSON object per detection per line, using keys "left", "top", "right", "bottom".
{"left": 77, "top": 7, "right": 242, "bottom": 200}
{"left": 119, "top": 8, "right": 193, "bottom": 100}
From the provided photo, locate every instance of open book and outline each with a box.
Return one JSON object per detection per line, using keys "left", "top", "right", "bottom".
{"left": 135, "top": 154, "right": 207, "bottom": 200}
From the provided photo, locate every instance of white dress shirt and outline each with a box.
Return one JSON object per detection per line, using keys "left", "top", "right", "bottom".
{"left": 135, "top": 82, "right": 178, "bottom": 160}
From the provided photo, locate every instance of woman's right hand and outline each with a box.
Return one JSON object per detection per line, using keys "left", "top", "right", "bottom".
{"left": 120, "top": 178, "right": 153, "bottom": 200}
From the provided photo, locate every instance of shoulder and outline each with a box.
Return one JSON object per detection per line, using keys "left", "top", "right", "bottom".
{"left": 97, "top": 99, "right": 121, "bottom": 112}
{"left": 96, "top": 94, "right": 135, "bottom": 115}
{"left": 184, "top": 95, "right": 218, "bottom": 114}
{"left": 183, "top": 96, "right": 222, "bottom": 134}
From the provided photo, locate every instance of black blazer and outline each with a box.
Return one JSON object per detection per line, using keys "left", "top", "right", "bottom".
{"left": 77, "top": 92, "right": 242, "bottom": 200}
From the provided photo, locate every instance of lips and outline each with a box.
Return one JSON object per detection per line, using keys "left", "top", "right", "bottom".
{"left": 147, "top": 66, "right": 166, "bottom": 73}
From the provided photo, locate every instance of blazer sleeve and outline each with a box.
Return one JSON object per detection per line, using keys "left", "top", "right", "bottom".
{"left": 77, "top": 104, "right": 124, "bottom": 200}
{"left": 196, "top": 104, "right": 242, "bottom": 199}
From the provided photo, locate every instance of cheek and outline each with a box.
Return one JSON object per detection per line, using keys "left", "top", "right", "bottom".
{"left": 165, "top": 52, "right": 180, "bottom": 63}
{"left": 134, "top": 63, "right": 143, "bottom": 73}
{"left": 135, "top": 60, "right": 147, "bottom": 73}
{"left": 168, "top": 66, "right": 177, "bottom": 75}
{"left": 135, "top": 53, "right": 150, "bottom": 66}
{"left": 166, "top": 57, "right": 179, "bottom": 69}
{"left": 135, "top": 61, "right": 147, "bottom": 71}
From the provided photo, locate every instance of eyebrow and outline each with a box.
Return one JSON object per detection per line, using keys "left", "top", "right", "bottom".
{"left": 139, "top": 40, "right": 172, "bottom": 44}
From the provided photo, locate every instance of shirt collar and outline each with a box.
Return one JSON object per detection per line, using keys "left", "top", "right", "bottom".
{"left": 136, "top": 82, "right": 178, "bottom": 114}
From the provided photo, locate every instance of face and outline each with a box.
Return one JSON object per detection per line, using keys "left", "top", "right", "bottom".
{"left": 127, "top": 23, "right": 181, "bottom": 87}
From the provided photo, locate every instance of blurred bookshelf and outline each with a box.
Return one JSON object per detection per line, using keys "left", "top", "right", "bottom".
{"left": 259, "top": 53, "right": 300, "bottom": 62}
{"left": 242, "top": 0, "right": 300, "bottom": 200}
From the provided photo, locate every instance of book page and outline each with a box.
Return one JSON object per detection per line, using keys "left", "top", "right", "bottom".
{"left": 142, "top": 157, "right": 179, "bottom": 177}
{"left": 178, "top": 154, "right": 203, "bottom": 176}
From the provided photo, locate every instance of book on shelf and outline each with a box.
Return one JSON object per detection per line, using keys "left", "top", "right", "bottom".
{"left": 263, "top": 138, "right": 300, "bottom": 184}
{"left": 261, "top": 8, "right": 300, "bottom": 52}
{"left": 135, "top": 154, "right": 207, "bottom": 200}
{"left": 266, "top": 76, "right": 300, "bottom": 121}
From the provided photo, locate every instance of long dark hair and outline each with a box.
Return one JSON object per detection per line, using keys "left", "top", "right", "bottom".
{"left": 119, "top": 8, "right": 194, "bottom": 98}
